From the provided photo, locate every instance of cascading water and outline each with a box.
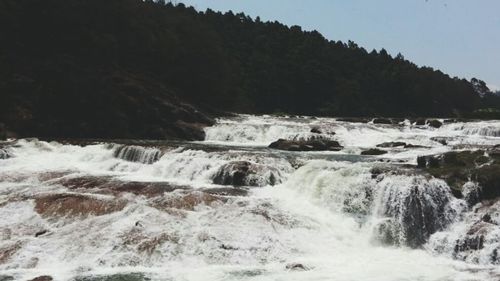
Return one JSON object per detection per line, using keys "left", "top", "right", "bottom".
{"left": 1, "top": 115, "right": 500, "bottom": 281}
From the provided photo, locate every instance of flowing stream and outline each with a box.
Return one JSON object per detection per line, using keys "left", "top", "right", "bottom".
{"left": 0, "top": 115, "right": 499, "bottom": 281}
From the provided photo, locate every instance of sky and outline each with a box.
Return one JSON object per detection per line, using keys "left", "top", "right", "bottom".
{"left": 178, "top": 0, "right": 500, "bottom": 91}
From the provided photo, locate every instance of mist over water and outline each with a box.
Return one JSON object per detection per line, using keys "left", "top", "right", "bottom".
{"left": 1, "top": 115, "right": 500, "bottom": 281}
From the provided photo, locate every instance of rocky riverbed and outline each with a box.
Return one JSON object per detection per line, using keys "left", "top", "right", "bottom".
{"left": 0, "top": 115, "right": 499, "bottom": 281}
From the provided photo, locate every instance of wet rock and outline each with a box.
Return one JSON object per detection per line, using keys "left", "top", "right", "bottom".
{"left": 482, "top": 214, "right": 492, "bottom": 223}
{"left": 73, "top": 273, "right": 149, "bottom": 281}
{"left": 403, "top": 144, "right": 428, "bottom": 149}
{"left": 151, "top": 191, "right": 223, "bottom": 211}
{"left": 0, "top": 241, "right": 22, "bottom": 264}
{"left": 212, "top": 161, "right": 281, "bottom": 187}
{"left": 0, "top": 276, "right": 14, "bottom": 281}
{"left": 376, "top": 142, "right": 406, "bottom": 148}
{"left": 136, "top": 233, "right": 179, "bottom": 255}
{"left": 0, "top": 148, "right": 10, "bottom": 159}
{"left": 113, "top": 145, "right": 162, "bottom": 164}
{"left": 28, "top": 276, "right": 53, "bottom": 281}
{"left": 418, "top": 150, "right": 500, "bottom": 202}
{"left": 203, "top": 187, "right": 249, "bottom": 197}
{"left": 269, "top": 138, "right": 343, "bottom": 152}
{"left": 427, "top": 119, "right": 443, "bottom": 128}
{"left": 285, "top": 263, "right": 310, "bottom": 271}
{"left": 372, "top": 118, "right": 393, "bottom": 124}
{"left": 430, "top": 137, "right": 451, "bottom": 145}
{"left": 34, "top": 194, "right": 127, "bottom": 218}
{"left": 361, "top": 148, "right": 387, "bottom": 155}
{"left": 310, "top": 127, "right": 322, "bottom": 134}
{"left": 453, "top": 220, "right": 497, "bottom": 261}
{"left": 56, "top": 176, "right": 185, "bottom": 197}
{"left": 35, "top": 230, "right": 48, "bottom": 237}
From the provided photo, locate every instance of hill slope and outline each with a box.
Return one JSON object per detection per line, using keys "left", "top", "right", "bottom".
{"left": 0, "top": 0, "right": 498, "bottom": 139}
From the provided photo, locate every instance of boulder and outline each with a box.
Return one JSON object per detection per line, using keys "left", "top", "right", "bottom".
{"left": 310, "top": 127, "right": 322, "bottom": 134}
{"left": 212, "top": 161, "right": 281, "bottom": 187}
{"left": 361, "top": 148, "right": 387, "bottom": 155}
{"left": 268, "top": 139, "right": 343, "bottom": 152}
{"left": 427, "top": 119, "right": 443, "bottom": 128}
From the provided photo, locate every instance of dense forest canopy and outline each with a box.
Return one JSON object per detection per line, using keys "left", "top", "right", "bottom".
{"left": 1, "top": 0, "right": 499, "bottom": 138}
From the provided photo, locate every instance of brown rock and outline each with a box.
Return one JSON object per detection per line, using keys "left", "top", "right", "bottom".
{"left": 34, "top": 194, "right": 126, "bottom": 218}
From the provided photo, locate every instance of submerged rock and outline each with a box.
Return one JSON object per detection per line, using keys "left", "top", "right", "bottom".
{"left": 361, "top": 148, "right": 387, "bottom": 155}
{"left": 212, "top": 161, "right": 281, "bottom": 187}
{"left": 268, "top": 138, "right": 343, "bottom": 152}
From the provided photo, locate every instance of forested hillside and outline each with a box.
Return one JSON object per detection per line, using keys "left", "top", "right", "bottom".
{"left": 1, "top": 0, "right": 498, "bottom": 139}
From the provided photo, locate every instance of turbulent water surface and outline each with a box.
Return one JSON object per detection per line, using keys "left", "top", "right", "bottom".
{"left": 1, "top": 115, "right": 500, "bottom": 281}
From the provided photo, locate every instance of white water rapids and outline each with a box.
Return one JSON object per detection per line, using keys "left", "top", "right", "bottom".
{"left": 0, "top": 115, "right": 499, "bottom": 281}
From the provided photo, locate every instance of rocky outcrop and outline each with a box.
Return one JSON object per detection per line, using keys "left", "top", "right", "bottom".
{"left": 269, "top": 139, "right": 343, "bottom": 152}
{"left": 361, "top": 148, "right": 387, "bottom": 155}
{"left": 417, "top": 150, "right": 500, "bottom": 203}
{"left": 212, "top": 161, "right": 281, "bottom": 187}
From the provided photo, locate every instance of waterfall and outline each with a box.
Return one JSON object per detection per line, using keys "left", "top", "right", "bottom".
{"left": 1, "top": 115, "right": 500, "bottom": 281}
{"left": 113, "top": 145, "right": 163, "bottom": 164}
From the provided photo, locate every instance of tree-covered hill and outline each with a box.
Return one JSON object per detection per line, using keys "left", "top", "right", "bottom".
{"left": 1, "top": 0, "right": 498, "bottom": 139}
